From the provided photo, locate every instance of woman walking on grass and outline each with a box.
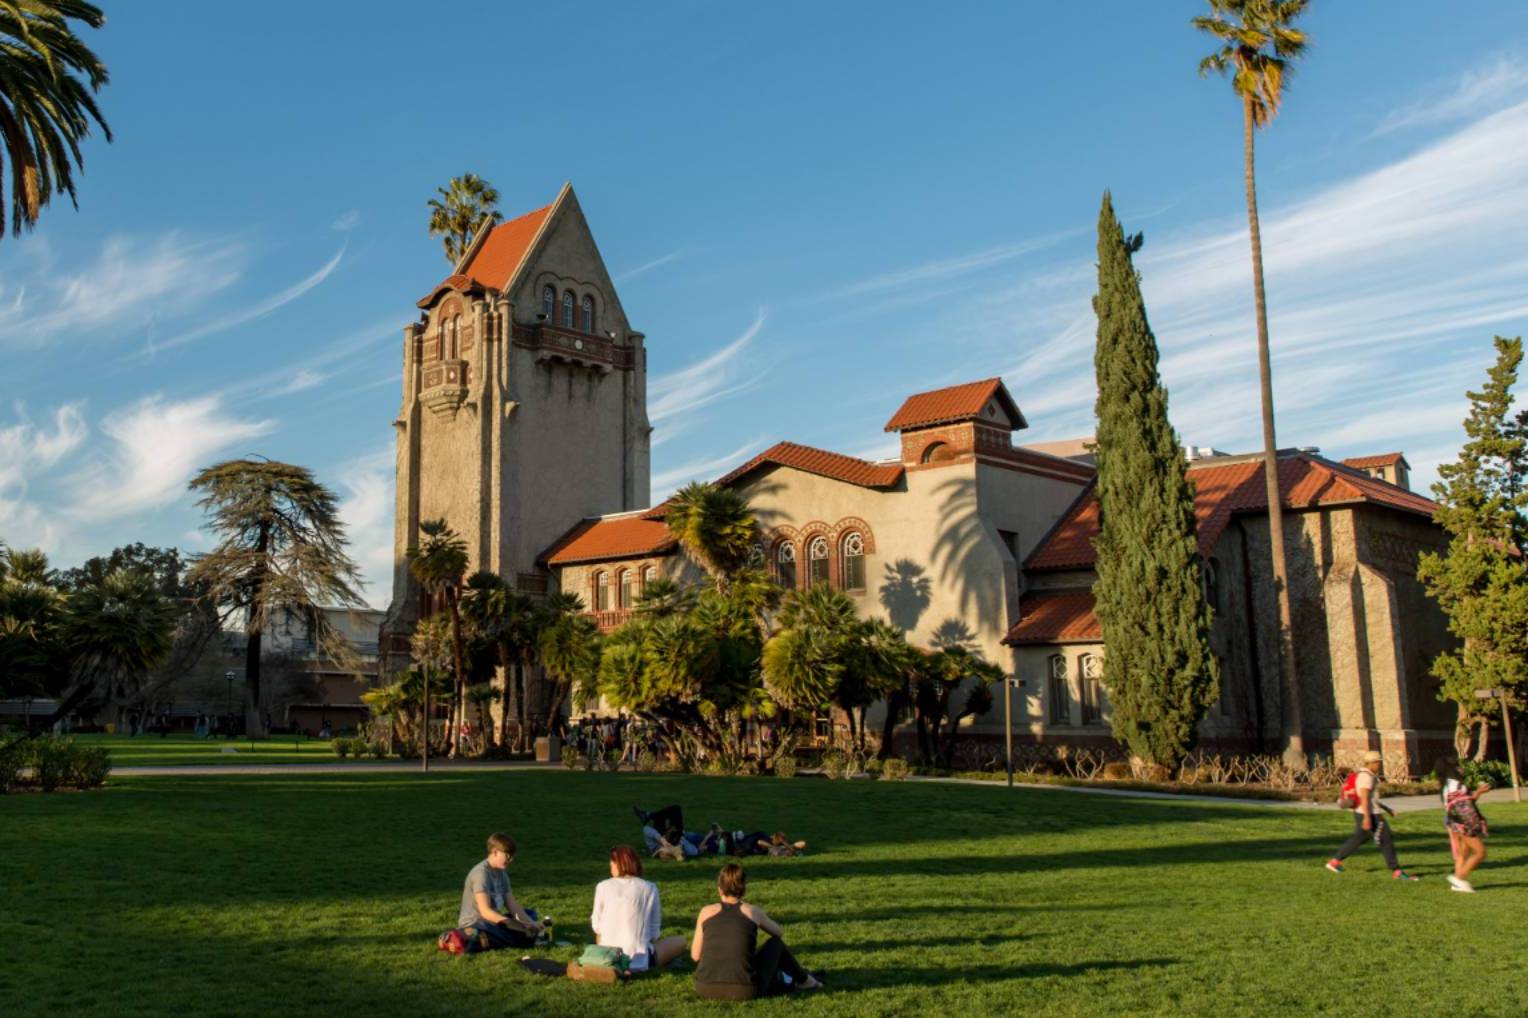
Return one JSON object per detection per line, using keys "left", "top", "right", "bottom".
{"left": 1436, "top": 758, "right": 1491, "bottom": 893}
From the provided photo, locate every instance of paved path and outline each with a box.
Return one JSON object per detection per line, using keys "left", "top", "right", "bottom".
{"left": 113, "top": 760, "right": 562, "bottom": 777}
{"left": 909, "top": 774, "right": 1524, "bottom": 814}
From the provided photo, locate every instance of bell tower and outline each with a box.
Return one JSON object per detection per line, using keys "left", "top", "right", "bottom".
{"left": 382, "top": 184, "right": 650, "bottom": 664}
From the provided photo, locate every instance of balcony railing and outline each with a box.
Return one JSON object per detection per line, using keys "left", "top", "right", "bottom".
{"left": 511, "top": 323, "right": 636, "bottom": 372}
{"left": 590, "top": 609, "right": 633, "bottom": 632}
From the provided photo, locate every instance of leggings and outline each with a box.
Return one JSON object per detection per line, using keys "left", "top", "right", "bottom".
{"left": 756, "top": 936, "right": 810, "bottom": 995}
{"left": 1334, "top": 813, "right": 1399, "bottom": 870}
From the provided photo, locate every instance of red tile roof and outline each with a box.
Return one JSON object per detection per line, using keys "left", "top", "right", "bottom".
{"left": 884, "top": 378, "right": 1025, "bottom": 432}
{"left": 1005, "top": 592, "right": 1101, "bottom": 644}
{"left": 716, "top": 441, "right": 905, "bottom": 490}
{"left": 1342, "top": 452, "right": 1408, "bottom": 470}
{"left": 417, "top": 200, "right": 555, "bottom": 307}
{"left": 1025, "top": 453, "right": 1438, "bottom": 572}
{"left": 541, "top": 515, "right": 676, "bottom": 566}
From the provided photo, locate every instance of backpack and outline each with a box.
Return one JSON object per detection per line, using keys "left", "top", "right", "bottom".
{"left": 1336, "top": 771, "right": 1361, "bottom": 810}
{"left": 576, "top": 945, "right": 630, "bottom": 973}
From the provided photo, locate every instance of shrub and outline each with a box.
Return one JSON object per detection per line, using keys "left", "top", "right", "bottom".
{"left": 773, "top": 755, "right": 798, "bottom": 779}
{"left": 560, "top": 746, "right": 581, "bottom": 770}
{"left": 636, "top": 749, "right": 657, "bottom": 773}
{"left": 1102, "top": 761, "right": 1132, "bottom": 780}
{"left": 881, "top": 758, "right": 911, "bottom": 782}
{"left": 368, "top": 742, "right": 388, "bottom": 759}
{"left": 333, "top": 738, "right": 352, "bottom": 759}
{"left": 1463, "top": 759, "right": 1513, "bottom": 789}
{"left": 821, "top": 750, "right": 848, "bottom": 780}
{"left": 32, "top": 737, "right": 72, "bottom": 792}
{"left": 863, "top": 757, "right": 884, "bottom": 778}
{"left": 703, "top": 757, "right": 727, "bottom": 776}
{"left": 67, "top": 745, "right": 112, "bottom": 789}
{"left": 0, "top": 743, "right": 25, "bottom": 794}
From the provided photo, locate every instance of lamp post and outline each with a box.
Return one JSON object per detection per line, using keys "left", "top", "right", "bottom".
{"left": 1474, "top": 688, "right": 1521, "bottom": 803}
{"left": 224, "top": 670, "right": 235, "bottom": 735}
{"left": 1004, "top": 676, "right": 1025, "bottom": 788}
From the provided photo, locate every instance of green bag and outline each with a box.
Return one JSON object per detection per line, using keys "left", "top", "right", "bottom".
{"left": 577, "top": 945, "right": 630, "bottom": 973}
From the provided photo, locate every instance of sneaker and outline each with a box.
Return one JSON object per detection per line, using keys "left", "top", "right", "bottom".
{"left": 1324, "top": 860, "right": 1344, "bottom": 874}
{"left": 1392, "top": 869, "right": 1419, "bottom": 882}
{"left": 1448, "top": 876, "right": 1475, "bottom": 893}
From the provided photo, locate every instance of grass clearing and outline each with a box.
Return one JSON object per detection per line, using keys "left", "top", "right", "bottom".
{"left": 2, "top": 771, "right": 1523, "bottom": 1016}
{"left": 55, "top": 733, "right": 340, "bottom": 767}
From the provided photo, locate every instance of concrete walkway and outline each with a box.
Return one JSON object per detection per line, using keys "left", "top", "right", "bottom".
{"left": 910, "top": 774, "right": 1524, "bottom": 814}
{"left": 113, "top": 760, "right": 561, "bottom": 777}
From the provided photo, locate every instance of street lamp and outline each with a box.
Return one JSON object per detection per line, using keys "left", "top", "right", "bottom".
{"left": 224, "top": 670, "right": 236, "bottom": 731}
{"left": 1004, "top": 676, "right": 1026, "bottom": 788}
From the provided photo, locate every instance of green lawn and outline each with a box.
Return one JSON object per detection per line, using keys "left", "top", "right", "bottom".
{"left": 62, "top": 733, "right": 340, "bottom": 767}
{"left": 2, "top": 772, "right": 1524, "bottom": 1017}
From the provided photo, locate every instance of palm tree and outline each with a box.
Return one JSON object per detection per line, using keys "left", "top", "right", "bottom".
{"left": 1194, "top": 0, "right": 1309, "bottom": 763}
{"left": 188, "top": 459, "right": 364, "bottom": 738}
{"left": 0, "top": 1, "right": 111, "bottom": 239}
{"left": 62, "top": 569, "right": 178, "bottom": 713}
{"left": 427, "top": 173, "right": 501, "bottom": 264}
{"left": 0, "top": 546, "right": 65, "bottom": 706}
{"left": 465, "top": 683, "right": 497, "bottom": 754}
{"left": 664, "top": 482, "right": 760, "bottom": 591}
{"left": 406, "top": 519, "right": 469, "bottom": 757}
{"left": 538, "top": 596, "right": 599, "bottom": 738}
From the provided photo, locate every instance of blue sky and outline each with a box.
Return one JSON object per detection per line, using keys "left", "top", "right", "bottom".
{"left": 3, "top": 2, "right": 1527, "bottom": 606}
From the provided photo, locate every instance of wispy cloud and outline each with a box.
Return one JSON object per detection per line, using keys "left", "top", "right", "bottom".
{"left": 333, "top": 447, "right": 395, "bottom": 608}
{"left": 822, "top": 228, "right": 1078, "bottom": 300}
{"left": 616, "top": 247, "right": 686, "bottom": 283}
{"left": 66, "top": 395, "right": 275, "bottom": 522}
{"left": 1373, "top": 53, "right": 1528, "bottom": 136}
{"left": 0, "top": 234, "right": 244, "bottom": 349}
{"left": 266, "top": 369, "right": 326, "bottom": 398}
{"left": 141, "top": 246, "right": 346, "bottom": 357}
{"left": 0, "top": 403, "right": 89, "bottom": 553}
{"left": 332, "top": 209, "right": 362, "bottom": 231}
{"left": 648, "top": 309, "right": 767, "bottom": 432}
{"left": 986, "top": 96, "right": 1528, "bottom": 486}
{"left": 224, "top": 316, "right": 398, "bottom": 404}
{"left": 651, "top": 436, "right": 769, "bottom": 499}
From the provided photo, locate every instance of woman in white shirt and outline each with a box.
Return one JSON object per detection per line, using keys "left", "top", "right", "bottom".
{"left": 590, "top": 844, "right": 687, "bottom": 971}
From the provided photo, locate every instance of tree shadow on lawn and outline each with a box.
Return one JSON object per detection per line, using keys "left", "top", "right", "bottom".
{"left": 820, "top": 957, "right": 1179, "bottom": 992}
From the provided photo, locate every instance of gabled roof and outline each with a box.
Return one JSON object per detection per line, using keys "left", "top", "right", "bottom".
{"left": 1342, "top": 452, "right": 1409, "bottom": 470}
{"left": 541, "top": 513, "right": 676, "bottom": 567}
{"left": 716, "top": 440, "right": 905, "bottom": 490}
{"left": 1025, "top": 452, "right": 1438, "bottom": 572}
{"left": 884, "top": 377, "right": 1026, "bottom": 433}
{"left": 417, "top": 191, "right": 560, "bottom": 307}
{"left": 1004, "top": 592, "right": 1101, "bottom": 645}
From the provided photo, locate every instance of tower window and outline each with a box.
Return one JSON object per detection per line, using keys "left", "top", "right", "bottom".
{"left": 593, "top": 571, "right": 609, "bottom": 612}
{"left": 807, "top": 536, "right": 830, "bottom": 587}
{"left": 562, "top": 290, "right": 575, "bottom": 328}
{"left": 774, "top": 541, "right": 797, "bottom": 589}
{"left": 581, "top": 295, "right": 595, "bottom": 333}
{"left": 921, "top": 441, "right": 954, "bottom": 464}
{"left": 542, "top": 285, "right": 555, "bottom": 320}
{"left": 840, "top": 532, "right": 865, "bottom": 591}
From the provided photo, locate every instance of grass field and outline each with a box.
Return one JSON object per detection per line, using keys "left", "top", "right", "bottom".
{"left": 2, "top": 772, "right": 1524, "bottom": 1017}
{"left": 59, "top": 733, "right": 340, "bottom": 767}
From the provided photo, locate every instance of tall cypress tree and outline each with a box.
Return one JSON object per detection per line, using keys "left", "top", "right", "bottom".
{"left": 1090, "top": 193, "right": 1219, "bottom": 770}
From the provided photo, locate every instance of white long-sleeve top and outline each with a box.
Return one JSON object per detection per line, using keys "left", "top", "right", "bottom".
{"left": 590, "top": 876, "right": 662, "bottom": 971}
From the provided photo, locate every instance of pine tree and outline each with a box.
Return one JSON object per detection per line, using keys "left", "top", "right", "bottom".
{"left": 1090, "top": 193, "right": 1219, "bottom": 770}
{"left": 1417, "top": 336, "right": 1528, "bottom": 760}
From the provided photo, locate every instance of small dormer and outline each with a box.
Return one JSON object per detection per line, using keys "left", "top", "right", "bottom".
{"left": 1341, "top": 452, "right": 1411, "bottom": 491}
{"left": 884, "top": 377, "right": 1026, "bottom": 466}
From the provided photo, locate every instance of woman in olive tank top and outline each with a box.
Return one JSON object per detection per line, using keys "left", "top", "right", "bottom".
{"left": 691, "top": 864, "right": 820, "bottom": 1000}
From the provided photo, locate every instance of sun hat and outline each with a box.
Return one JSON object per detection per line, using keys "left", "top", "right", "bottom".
{"left": 1361, "top": 750, "right": 1384, "bottom": 765}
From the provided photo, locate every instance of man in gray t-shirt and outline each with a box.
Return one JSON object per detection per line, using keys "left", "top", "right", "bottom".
{"left": 437, "top": 832, "right": 545, "bottom": 955}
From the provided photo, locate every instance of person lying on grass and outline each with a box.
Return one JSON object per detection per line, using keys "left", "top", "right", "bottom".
{"left": 437, "top": 832, "right": 548, "bottom": 956}
{"left": 635, "top": 804, "right": 725, "bottom": 859}
{"left": 589, "top": 844, "right": 688, "bottom": 973}
{"left": 692, "top": 864, "right": 821, "bottom": 1001}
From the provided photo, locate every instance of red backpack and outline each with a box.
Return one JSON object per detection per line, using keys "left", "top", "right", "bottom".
{"left": 1337, "top": 771, "right": 1361, "bottom": 809}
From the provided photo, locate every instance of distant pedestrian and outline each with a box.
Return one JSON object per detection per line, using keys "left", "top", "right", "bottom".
{"left": 1326, "top": 751, "right": 1418, "bottom": 881}
{"left": 1436, "top": 757, "right": 1491, "bottom": 893}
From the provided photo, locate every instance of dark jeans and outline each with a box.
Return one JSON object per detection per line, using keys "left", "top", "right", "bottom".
{"left": 1334, "top": 813, "right": 1400, "bottom": 870}
{"left": 694, "top": 936, "right": 809, "bottom": 1001}
{"left": 647, "top": 804, "right": 684, "bottom": 835}
{"left": 731, "top": 831, "right": 771, "bottom": 856}
{"left": 456, "top": 906, "right": 540, "bottom": 954}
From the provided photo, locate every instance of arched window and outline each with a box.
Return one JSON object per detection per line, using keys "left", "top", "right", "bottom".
{"left": 593, "top": 571, "right": 609, "bottom": 612}
{"left": 562, "top": 290, "right": 575, "bottom": 328}
{"left": 618, "top": 569, "right": 633, "bottom": 609}
{"left": 921, "top": 441, "right": 954, "bottom": 464}
{"left": 774, "top": 541, "right": 797, "bottom": 589}
{"left": 581, "top": 294, "right": 595, "bottom": 333}
{"left": 443, "top": 317, "right": 459, "bottom": 360}
{"left": 541, "top": 285, "right": 555, "bottom": 320}
{"left": 1048, "top": 654, "right": 1070, "bottom": 725}
{"left": 642, "top": 565, "right": 657, "bottom": 588}
{"left": 1079, "top": 653, "right": 1102, "bottom": 725}
{"left": 808, "top": 536, "right": 830, "bottom": 587}
{"left": 840, "top": 532, "right": 865, "bottom": 591}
